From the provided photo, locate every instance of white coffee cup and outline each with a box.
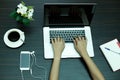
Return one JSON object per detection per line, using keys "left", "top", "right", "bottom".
{"left": 4, "top": 28, "right": 25, "bottom": 48}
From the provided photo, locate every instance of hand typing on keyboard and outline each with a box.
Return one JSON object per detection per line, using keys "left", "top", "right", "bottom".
{"left": 73, "top": 37, "right": 89, "bottom": 57}
{"left": 51, "top": 37, "right": 65, "bottom": 60}
{"left": 50, "top": 36, "right": 105, "bottom": 80}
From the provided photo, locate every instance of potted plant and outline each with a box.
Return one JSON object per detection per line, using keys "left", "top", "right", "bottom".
{"left": 10, "top": 1, "right": 34, "bottom": 25}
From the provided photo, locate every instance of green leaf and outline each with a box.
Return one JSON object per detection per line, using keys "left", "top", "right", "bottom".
{"left": 16, "top": 15, "right": 22, "bottom": 21}
{"left": 27, "top": 6, "right": 34, "bottom": 9}
{"left": 10, "top": 11, "right": 17, "bottom": 18}
{"left": 21, "top": 1, "right": 25, "bottom": 6}
{"left": 22, "top": 18, "right": 30, "bottom": 25}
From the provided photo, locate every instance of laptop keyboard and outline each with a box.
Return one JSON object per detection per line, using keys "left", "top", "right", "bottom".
{"left": 50, "top": 30, "right": 85, "bottom": 42}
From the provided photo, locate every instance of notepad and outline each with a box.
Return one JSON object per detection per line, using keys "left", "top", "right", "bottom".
{"left": 100, "top": 39, "right": 120, "bottom": 72}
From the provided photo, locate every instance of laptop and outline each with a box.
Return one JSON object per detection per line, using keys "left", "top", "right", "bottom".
{"left": 43, "top": 3, "right": 96, "bottom": 59}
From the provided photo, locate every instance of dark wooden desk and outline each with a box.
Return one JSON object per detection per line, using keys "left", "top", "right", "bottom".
{"left": 0, "top": 0, "right": 120, "bottom": 80}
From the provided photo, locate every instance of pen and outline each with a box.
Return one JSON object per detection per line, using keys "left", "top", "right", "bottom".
{"left": 104, "top": 47, "right": 120, "bottom": 55}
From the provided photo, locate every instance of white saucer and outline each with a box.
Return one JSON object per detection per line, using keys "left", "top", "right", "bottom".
{"left": 3, "top": 28, "right": 25, "bottom": 48}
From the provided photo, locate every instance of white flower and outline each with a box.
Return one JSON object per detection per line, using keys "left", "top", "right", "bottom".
{"left": 27, "top": 8, "right": 34, "bottom": 19}
{"left": 17, "top": 3, "right": 27, "bottom": 15}
{"left": 15, "top": 2, "right": 34, "bottom": 20}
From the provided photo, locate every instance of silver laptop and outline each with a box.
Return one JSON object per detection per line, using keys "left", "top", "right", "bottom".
{"left": 43, "top": 3, "right": 96, "bottom": 59}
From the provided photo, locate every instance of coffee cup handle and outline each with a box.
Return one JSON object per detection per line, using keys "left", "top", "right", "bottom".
{"left": 20, "top": 32, "right": 25, "bottom": 43}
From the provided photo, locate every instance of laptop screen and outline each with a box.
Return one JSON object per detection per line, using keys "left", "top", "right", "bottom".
{"left": 44, "top": 3, "right": 96, "bottom": 26}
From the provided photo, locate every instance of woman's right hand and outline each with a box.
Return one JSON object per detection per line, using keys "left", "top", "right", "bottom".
{"left": 73, "top": 37, "right": 89, "bottom": 57}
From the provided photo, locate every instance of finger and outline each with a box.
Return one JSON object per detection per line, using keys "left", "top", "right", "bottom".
{"left": 56, "top": 36, "right": 58, "bottom": 41}
{"left": 81, "top": 37, "right": 86, "bottom": 45}
{"left": 72, "top": 36, "right": 76, "bottom": 41}
{"left": 81, "top": 37, "right": 85, "bottom": 40}
{"left": 54, "top": 38, "right": 57, "bottom": 42}
{"left": 78, "top": 36, "right": 82, "bottom": 40}
{"left": 73, "top": 39, "right": 78, "bottom": 50}
{"left": 51, "top": 38, "right": 55, "bottom": 45}
{"left": 60, "top": 37, "right": 62, "bottom": 41}
{"left": 59, "top": 36, "right": 62, "bottom": 42}
{"left": 57, "top": 36, "right": 60, "bottom": 41}
{"left": 82, "top": 37, "right": 87, "bottom": 43}
{"left": 82, "top": 37, "right": 87, "bottom": 44}
{"left": 84, "top": 37, "right": 87, "bottom": 41}
{"left": 73, "top": 39, "right": 77, "bottom": 46}
{"left": 83, "top": 36, "right": 86, "bottom": 40}
{"left": 75, "top": 37, "right": 79, "bottom": 41}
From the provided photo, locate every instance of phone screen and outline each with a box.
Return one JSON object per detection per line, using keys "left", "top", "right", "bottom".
{"left": 20, "top": 51, "right": 30, "bottom": 70}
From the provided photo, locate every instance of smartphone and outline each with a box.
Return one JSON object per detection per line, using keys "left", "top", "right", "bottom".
{"left": 20, "top": 51, "right": 30, "bottom": 70}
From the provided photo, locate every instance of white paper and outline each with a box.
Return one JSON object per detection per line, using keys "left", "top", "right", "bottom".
{"left": 100, "top": 39, "right": 120, "bottom": 72}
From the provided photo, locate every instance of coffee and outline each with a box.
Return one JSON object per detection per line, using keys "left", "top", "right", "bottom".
{"left": 8, "top": 31, "right": 20, "bottom": 42}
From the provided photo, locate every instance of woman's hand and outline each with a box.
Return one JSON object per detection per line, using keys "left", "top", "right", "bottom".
{"left": 52, "top": 37, "right": 65, "bottom": 59}
{"left": 73, "top": 37, "right": 89, "bottom": 57}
